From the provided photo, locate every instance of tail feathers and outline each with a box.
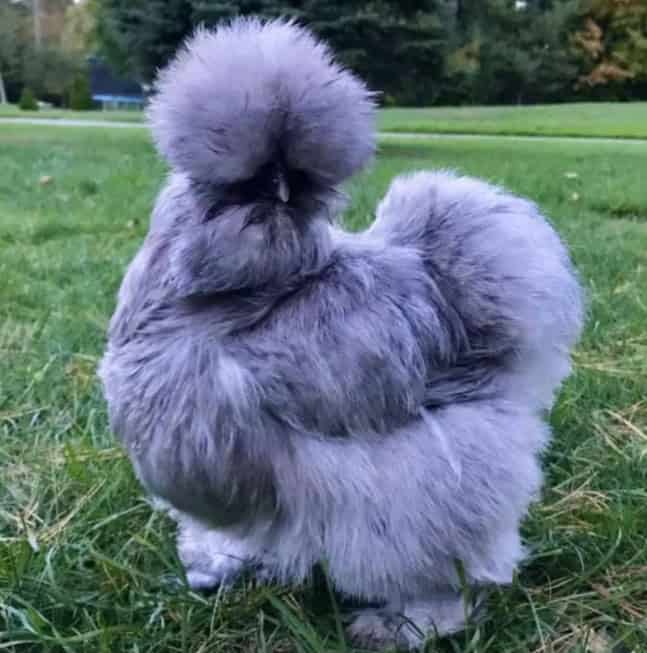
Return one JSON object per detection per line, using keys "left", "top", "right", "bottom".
{"left": 371, "top": 170, "right": 585, "bottom": 409}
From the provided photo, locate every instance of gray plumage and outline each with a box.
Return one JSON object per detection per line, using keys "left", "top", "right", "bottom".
{"left": 99, "top": 17, "right": 584, "bottom": 650}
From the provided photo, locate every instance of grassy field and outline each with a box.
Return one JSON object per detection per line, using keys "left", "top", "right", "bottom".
{"left": 1, "top": 124, "right": 647, "bottom": 652}
{"left": 378, "top": 103, "right": 647, "bottom": 139}
{"left": 3, "top": 101, "right": 647, "bottom": 138}
{"left": 0, "top": 103, "right": 145, "bottom": 123}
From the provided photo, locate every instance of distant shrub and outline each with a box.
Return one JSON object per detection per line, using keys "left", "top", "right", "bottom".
{"left": 19, "top": 87, "right": 39, "bottom": 111}
{"left": 382, "top": 94, "right": 398, "bottom": 108}
{"left": 68, "top": 75, "right": 94, "bottom": 110}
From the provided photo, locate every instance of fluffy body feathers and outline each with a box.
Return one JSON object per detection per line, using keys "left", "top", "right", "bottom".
{"left": 100, "top": 18, "right": 584, "bottom": 650}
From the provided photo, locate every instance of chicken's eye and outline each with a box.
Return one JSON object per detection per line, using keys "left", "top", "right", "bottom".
{"left": 229, "top": 163, "right": 276, "bottom": 201}
{"left": 219, "top": 163, "right": 314, "bottom": 210}
{"left": 286, "top": 168, "right": 311, "bottom": 197}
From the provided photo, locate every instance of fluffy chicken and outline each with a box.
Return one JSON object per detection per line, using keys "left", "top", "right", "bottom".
{"left": 100, "top": 18, "right": 584, "bottom": 650}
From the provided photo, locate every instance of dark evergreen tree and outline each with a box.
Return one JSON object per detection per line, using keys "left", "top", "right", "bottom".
{"left": 92, "top": 0, "right": 647, "bottom": 105}
{"left": 95, "top": 0, "right": 449, "bottom": 104}
{"left": 0, "top": 1, "right": 30, "bottom": 102}
{"left": 68, "top": 73, "right": 94, "bottom": 110}
{"left": 19, "top": 86, "right": 39, "bottom": 110}
{"left": 95, "top": 0, "right": 194, "bottom": 81}
{"left": 466, "top": 0, "right": 580, "bottom": 104}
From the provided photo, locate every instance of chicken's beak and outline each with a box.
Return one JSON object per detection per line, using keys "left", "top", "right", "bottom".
{"left": 276, "top": 171, "right": 290, "bottom": 204}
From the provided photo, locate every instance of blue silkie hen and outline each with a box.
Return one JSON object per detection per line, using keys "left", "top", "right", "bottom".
{"left": 99, "top": 18, "right": 584, "bottom": 650}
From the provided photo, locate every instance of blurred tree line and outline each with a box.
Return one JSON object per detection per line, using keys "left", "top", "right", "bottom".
{"left": 0, "top": 0, "right": 96, "bottom": 107}
{"left": 1, "top": 0, "right": 646, "bottom": 107}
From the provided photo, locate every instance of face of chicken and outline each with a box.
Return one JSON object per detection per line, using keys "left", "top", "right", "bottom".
{"left": 144, "top": 162, "right": 337, "bottom": 299}
{"left": 143, "top": 18, "right": 376, "bottom": 295}
{"left": 199, "top": 151, "right": 324, "bottom": 228}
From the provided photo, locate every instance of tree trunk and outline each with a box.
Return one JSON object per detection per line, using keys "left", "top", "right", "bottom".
{"left": 0, "top": 72, "right": 7, "bottom": 104}
{"left": 33, "top": 0, "right": 42, "bottom": 49}
{"left": 456, "top": 0, "right": 464, "bottom": 30}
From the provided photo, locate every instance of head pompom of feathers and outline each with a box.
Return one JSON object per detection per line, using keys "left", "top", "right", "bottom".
{"left": 148, "top": 18, "right": 377, "bottom": 187}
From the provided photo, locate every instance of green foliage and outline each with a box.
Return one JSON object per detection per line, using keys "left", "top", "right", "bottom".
{"left": 95, "top": 0, "right": 449, "bottom": 104}
{"left": 68, "top": 74, "right": 94, "bottom": 110}
{"left": 8, "top": 0, "right": 647, "bottom": 108}
{"left": 0, "top": 5, "right": 23, "bottom": 74}
{"left": 0, "top": 1, "right": 30, "bottom": 102}
{"left": 18, "top": 86, "right": 38, "bottom": 110}
{"left": 61, "top": 0, "right": 98, "bottom": 55}
{"left": 464, "top": 0, "right": 581, "bottom": 105}
{"left": 21, "top": 45, "right": 80, "bottom": 107}
{"left": 0, "top": 0, "right": 83, "bottom": 106}
{"left": 94, "top": 0, "right": 626, "bottom": 106}
{"left": 574, "top": 0, "right": 647, "bottom": 99}
{"left": 95, "top": 0, "right": 194, "bottom": 81}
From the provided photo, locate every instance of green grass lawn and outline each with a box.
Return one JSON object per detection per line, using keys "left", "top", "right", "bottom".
{"left": 0, "top": 103, "right": 145, "bottom": 123}
{"left": 1, "top": 124, "right": 647, "bottom": 652}
{"left": 379, "top": 103, "right": 647, "bottom": 139}
{"left": 3, "top": 101, "right": 647, "bottom": 138}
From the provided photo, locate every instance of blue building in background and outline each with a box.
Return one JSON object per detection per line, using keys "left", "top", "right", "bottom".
{"left": 88, "top": 57, "right": 145, "bottom": 110}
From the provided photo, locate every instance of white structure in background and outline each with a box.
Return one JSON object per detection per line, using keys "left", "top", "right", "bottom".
{"left": 515, "top": 0, "right": 528, "bottom": 9}
{"left": 0, "top": 73, "right": 7, "bottom": 104}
